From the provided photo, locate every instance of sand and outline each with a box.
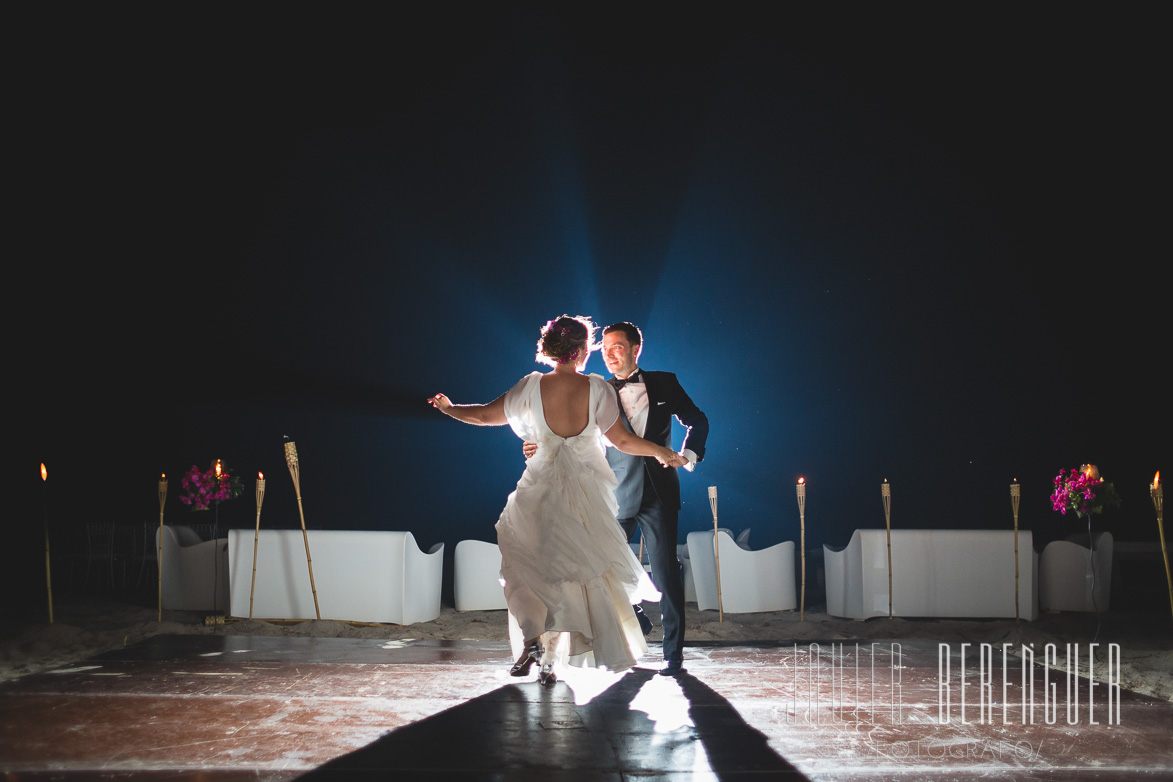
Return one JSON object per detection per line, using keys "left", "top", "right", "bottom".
{"left": 2, "top": 597, "right": 1170, "bottom": 702}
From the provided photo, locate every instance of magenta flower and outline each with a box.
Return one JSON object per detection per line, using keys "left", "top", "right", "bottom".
{"left": 1051, "top": 466, "right": 1122, "bottom": 519}
{"left": 178, "top": 461, "right": 245, "bottom": 511}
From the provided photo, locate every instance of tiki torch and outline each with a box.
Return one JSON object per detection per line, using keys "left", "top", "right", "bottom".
{"left": 797, "top": 477, "right": 806, "bottom": 621}
{"left": 285, "top": 437, "right": 321, "bottom": 619}
{"left": 708, "top": 485, "right": 723, "bottom": 622}
{"left": 42, "top": 463, "right": 53, "bottom": 624}
{"left": 157, "top": 473, "right": 167, "bottom": 621}
{"left": 250, "top": 471, "right": 266, "bottom": 619}
{"left": 882, "top": 479, "right": 892, "bottom": 618}
{"left": 1154, "top": 472, "right": 1170, "bottom": 622}
{"left": 212, "top": 458, "right": 223, "bottom": 538}
{"left": 1011, "top": 479, "right": 1021, "bottom": 626}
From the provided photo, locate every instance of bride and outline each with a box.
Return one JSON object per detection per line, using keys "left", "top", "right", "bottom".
{"left": 428, "top": 315, "right": 678, "bottom": 684}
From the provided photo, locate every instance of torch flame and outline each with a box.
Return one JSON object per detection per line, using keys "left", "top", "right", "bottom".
{"left": 1156, "top": 471, "right": 1161, "bottom": 488}
{"left": 798, "top": 476, "right": 805, "bottom": 485}
{"left": 259, "top": 471, "right": 264, "bottom": 480}
{"left": 41, "top": 463, "right": 47, "bottom": 481}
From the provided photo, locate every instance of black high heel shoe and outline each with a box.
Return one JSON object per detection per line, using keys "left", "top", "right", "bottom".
{"left": 539, "top": 661, "right": 557, "bottom": 686}
{"left": 510, "top": 641, "right": 542, "bottom": 677}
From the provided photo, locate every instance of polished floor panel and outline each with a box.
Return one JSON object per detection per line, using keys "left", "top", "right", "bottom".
{"left": 91, "top": 634, "right": 512, "bottom": 665}
{"left": 0, "top": 635, "right": 1170, "bottom": 780}
{"left": 694, "top": 641, "right": 1172, "bottom": 780}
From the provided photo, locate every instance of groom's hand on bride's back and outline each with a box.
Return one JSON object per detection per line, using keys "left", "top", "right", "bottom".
{"left": 523, "top": 441, "right": 538, "bottom": 459}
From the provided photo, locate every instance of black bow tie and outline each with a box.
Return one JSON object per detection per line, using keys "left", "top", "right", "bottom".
{"left": 611, "top": 371, "right": 643, "bottom": 390}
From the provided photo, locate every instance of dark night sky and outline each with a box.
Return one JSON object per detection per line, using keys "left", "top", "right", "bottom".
{"left": 14, "top": 8, "right": 1167, "bottom": 608}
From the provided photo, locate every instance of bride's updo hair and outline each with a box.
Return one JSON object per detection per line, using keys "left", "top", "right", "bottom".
{"left": 536, "top": 314, "right": 596, "bottom": 367}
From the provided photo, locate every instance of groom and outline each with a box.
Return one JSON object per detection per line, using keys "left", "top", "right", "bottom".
{"left": 599, "top": 322, "right": 708, "bottom": 675}
{"left": 528, "top": 322, "right": 709, "bottom": 674}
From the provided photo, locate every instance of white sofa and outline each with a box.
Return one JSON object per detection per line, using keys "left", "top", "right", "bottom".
{"left": 687, "top": 529, "right": 796, "bottom": 613}
{"left": 158, "top": 525, "right": 230, "bottom": 612}
{"left": 227, "top": 529, "right": 443, "bottom": 624}
{"left": 824, "top": 529, "right": 1038, "bottom": 620}
{"left": 1039, "top": 531, "right": 1112, "bottom": 612}
{"left": 453, "top": 539, "right": 508, "bottom": 611}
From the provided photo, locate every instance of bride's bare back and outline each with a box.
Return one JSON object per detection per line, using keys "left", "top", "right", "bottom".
{"left": 539, "top": 372, "right": 590, "bottom": 438}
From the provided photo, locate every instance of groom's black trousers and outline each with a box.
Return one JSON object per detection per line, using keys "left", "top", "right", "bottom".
{"left": 619, "top": 479, "right": 685, "bottom": 663}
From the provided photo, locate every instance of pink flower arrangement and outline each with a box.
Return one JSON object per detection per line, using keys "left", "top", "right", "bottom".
{"left": 1051, "top": 465, "right": 1121, "bottom": 519}
{"left": 179, "top": 461, "right": 244, "bottom": 511}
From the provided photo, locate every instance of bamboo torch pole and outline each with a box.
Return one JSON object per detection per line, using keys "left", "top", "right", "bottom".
{"left": 797, "top": 477, "right": 806, "bottom": 621}
{"left": 708, "top": 485, "right": 723, "bottom": 622}
{"left": 882, "top": 479, "right": 892, "bottom": 619}
{"left": 285, "top": 437, "right": 321, "bottom": 619}
{"left": 157, "top": 474, "right": 167, "bottom": 621}
{"left": 1153, "top": 472, "right": 1171, "bottom": 622}
{"left": 1011, "top": 479, "right": 1021, "bottom": 626}
{"left": 250, "top": 472, "right": 266, "bottom": 619}
{"left": 42, "top": 464, "right": 53, "bottom": 624}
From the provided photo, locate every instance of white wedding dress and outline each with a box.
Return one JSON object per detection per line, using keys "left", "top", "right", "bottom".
{"left": 496, "top": 371, "right": 660, "bottom": 672}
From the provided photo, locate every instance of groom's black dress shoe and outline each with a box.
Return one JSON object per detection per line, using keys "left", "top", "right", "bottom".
{"left": 658, "top": 659, "right": 685, "bottom": 676}
{"left": 634, "top": 605, "right": 653, "bottom": 636}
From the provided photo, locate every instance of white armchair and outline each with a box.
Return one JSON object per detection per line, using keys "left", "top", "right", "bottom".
{"left": 678, "top": 544, "right": 696, "bottom": 603}
{"left": 680, "top": 530, "right": 748, "bottom": 604}
{"left": 1040, "top": 531, "right": 1113, "bottom": 612}
{"left": 454, "top": 540, "right": 508, "bottom": 611}
{"left": 687, "top": 530, "right": 796, "bottom": 613}
{"left": 158, "top": 524, "right": 230, "bottom": 612}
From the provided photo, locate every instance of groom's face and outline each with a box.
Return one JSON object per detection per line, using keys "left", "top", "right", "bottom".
{"left": 602, "top": 331, "right": 640, "bottom": 378}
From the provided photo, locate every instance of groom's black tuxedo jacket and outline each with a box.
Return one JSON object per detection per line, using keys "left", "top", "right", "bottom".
{"left": 605, "top": 370, "right": 709, "bottom": 518}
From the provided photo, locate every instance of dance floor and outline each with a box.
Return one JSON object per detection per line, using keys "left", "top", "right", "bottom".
{"left": 1, "top": 634, "right": 1170, "bottom": 780}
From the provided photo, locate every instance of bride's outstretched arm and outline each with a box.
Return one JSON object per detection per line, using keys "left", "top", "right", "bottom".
{"left": 603, "top": 420, "right": 679, "bottom": 467}
{"left": 428, "top": 392, "right": 508, "bottom": 426}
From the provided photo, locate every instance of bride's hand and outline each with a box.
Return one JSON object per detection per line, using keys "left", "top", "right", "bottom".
{"left": 655, "top": 448, "right": 677, "bottom": 468}
{"left": 428, "top": 393, "right": 452, "bottom": 413}
{"left": 657, "top": 450, "right": 688, "bottom": 469}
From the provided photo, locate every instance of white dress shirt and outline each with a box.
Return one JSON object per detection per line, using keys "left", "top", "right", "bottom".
{"left": 610, "top": 368, "right": 696, "bottom": 470}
